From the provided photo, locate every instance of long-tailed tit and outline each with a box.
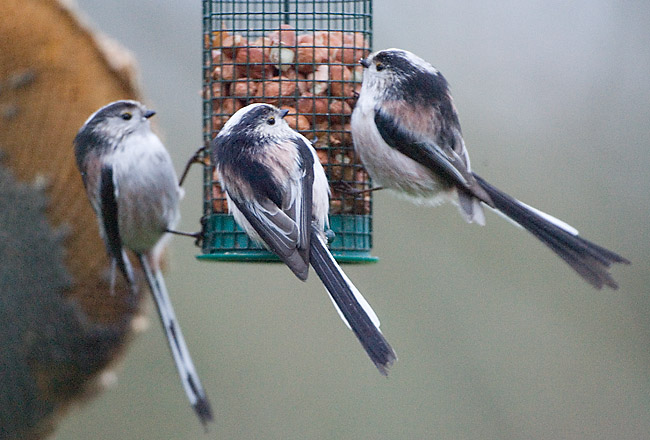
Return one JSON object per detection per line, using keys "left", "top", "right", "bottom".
{"left": 74, "top": 100, "right": 213, "bottom": 426}
{"left": 211, "top": 103, "right": 397, "bottom": 375}
{"left": 352, "top": 49, "right": 629, "bottom": 289}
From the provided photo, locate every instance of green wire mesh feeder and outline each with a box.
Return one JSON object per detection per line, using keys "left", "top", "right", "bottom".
{"left": 200, "top": 0, "right": 377, "bottom": 263}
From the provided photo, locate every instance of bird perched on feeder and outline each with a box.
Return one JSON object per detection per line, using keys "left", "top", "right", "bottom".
{"left": 351, "top": 48, "right": 629, "bottom": 289}
{"left": 211, "top": 103, "right": 397, "bottom": 375}
{"left": 74, "top": 100, "right": 213, "bottom": 426}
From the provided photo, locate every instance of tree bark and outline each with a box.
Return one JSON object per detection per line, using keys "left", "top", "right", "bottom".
{"left": 0, "top": 1, "right": 146, "bottom": 438}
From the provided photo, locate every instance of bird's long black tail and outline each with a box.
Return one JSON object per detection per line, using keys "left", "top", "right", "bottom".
{"left": 472, "top": 174, "right": 629, "bottom": 289}
{"left": 138, "top": 254, "right": 213, "bottom": 427}
{"left": 309, "top": 227, "right": 397, "bottom": 375}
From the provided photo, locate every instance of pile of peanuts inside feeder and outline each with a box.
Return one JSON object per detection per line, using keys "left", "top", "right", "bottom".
{"left": 205, "top": 25, "right": 371, "bottom": 215}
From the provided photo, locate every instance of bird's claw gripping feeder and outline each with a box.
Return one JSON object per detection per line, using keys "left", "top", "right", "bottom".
{"left": 200, "top": 0, "right": 377, "bottom": 263}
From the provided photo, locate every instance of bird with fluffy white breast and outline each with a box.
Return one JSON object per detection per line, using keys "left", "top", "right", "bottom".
{"left": 74, "top": 100, "right": 213, "bottom": 426}
{"left": 211, "top": 103, "right": 397, "bottom": 375}
{"left": 351, "top": 48, "right": 629, "bottom": 289}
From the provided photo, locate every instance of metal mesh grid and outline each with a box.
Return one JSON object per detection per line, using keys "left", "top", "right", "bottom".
{"left": 201, "top": 0, "right": 375, "bottom": 262}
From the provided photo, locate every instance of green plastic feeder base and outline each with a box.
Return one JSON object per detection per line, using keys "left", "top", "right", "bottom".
{"left": 196, "top": 250, "right": 378, "bottom": 264}
{"left": 199, "top": 213, "right": 378, "bottom": 264}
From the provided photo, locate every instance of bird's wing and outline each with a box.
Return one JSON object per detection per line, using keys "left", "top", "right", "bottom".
{"left": 285, "top": 136, "right": 315, "bottom": 263}
{"left": 230, "top": 195, "right": 310, "bottom": 280}
{"left": 99, "top": 164, "right": 134, "bottom": 285}
{"left": 374, "top": 107, "right": 493, "bottom": 206}
{"left": 227, "top": 137, "right": 316, "bottom": 280}
{"left": 77, "top": 151, "right": 103, "bottom": 215}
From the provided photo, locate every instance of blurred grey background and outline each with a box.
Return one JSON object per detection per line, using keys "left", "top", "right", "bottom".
{"left": 55, "top": 1, "right": 649, "bottom": 439}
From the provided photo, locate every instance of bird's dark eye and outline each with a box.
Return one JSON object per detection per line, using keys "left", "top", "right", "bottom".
{"left": 376, "top": 62, "right": 385, "bottom": 72}
{"left": 267, "top": 117, "right": 275, "bottom": 125}
{"left": 121, "top": 112, "right": 132, "bottom": 120}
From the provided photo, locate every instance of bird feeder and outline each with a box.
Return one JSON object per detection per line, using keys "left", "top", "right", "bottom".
{"left": 199, "top": 0, "right": 376, "bottom": 263}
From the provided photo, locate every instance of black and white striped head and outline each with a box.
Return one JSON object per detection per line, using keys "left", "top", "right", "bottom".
{"left": 217, "top": 103, "right": 293, "bottom": 146}
{"left": 74, "top": 100, "right": 156, "bottom": 165}
{"left": 359, "top": 48, "right": 450, "bottom": 105}
{"left": 212, "top": 104, "right": 300, "bottom": 187}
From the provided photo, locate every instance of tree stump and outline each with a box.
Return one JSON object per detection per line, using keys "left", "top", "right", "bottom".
{"left": 0, "top": 1, "right": 148, "bottom": 438}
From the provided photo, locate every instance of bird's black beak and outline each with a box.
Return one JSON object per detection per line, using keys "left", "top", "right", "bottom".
{"left": 359, "top": 58, "right": 370, "bottom": 68}
{"left": 279, "top": 109, "right": 289, "bottom": 119}
{"left": 144, "top": 109, "right": 156, "bottom": 119}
